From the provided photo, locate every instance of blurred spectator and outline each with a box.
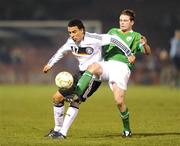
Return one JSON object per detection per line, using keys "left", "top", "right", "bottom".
{"left": 10, "top": 48, "right": 25, "bottom": 82}
{"left": 159, "top": 49, "right": 174, "bottom": 85}
{"left": 11, "top": 48, "right": 24, "bottom": 65}
{"left": 169, "top": 29, "right": 180, "bottom": 87}
{"left": 0, "top": 46, "right": 11, "bottom": 64}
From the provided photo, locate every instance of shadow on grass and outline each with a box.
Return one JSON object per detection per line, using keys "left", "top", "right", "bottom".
{"left": 133, "top": 132, "right": 180, "bottom": 137}
{"left": 80, "top": 132, "right": 180, "bottom": 139}
{"left": 104, "top": 132, "right": 180, "bottom": 138}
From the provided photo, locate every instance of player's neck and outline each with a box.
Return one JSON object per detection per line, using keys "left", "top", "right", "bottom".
{"left": 119, "top": 29, "right": 133, "bottom": 34}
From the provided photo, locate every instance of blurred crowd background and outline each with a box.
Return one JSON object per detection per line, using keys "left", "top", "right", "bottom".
{"left": 0, "top": 0, "right": 179, "bottom": 87}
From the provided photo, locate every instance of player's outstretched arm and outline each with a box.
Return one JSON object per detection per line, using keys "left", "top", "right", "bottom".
{"left": 100, "top": 34, "right": 135, "bottom": 63}
{"left": 109, "top": 35, "right": 136, "bottom": 63}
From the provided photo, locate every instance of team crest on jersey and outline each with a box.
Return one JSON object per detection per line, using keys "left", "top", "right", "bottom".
{"left": 85, "top": 47, "right": 94, "bottom": 55}
{"left": 71, "top": 46, "right": 94, "bottom": 56}
{"left": 126, "top": 36, "right": 132, "bottom": 42}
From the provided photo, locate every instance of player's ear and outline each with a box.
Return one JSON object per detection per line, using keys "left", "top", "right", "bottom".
{"left": 131, "top": 20, "right": 134, "bottom": 26}
{"left": 80, "top": 28, "right": 84, "bottom": 33}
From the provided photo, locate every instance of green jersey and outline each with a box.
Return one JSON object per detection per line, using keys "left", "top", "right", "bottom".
{"left": 103, "top": 28, "right": 145, "bottom": 70}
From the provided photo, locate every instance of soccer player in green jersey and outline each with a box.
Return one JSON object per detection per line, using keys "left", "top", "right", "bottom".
{"left": 75, "top": 9, "right": 151, "bottom": 137}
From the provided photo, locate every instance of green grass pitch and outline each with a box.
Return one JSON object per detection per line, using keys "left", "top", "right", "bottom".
{"left": 0, "top": 84, "right": 180, "bottom": 146}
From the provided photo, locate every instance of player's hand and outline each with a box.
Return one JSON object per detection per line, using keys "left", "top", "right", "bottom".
{"left": 43, "top": 64, "right": 51, "bottom": 73}
{"left": 128, "top": 55, "right": 136, "bottom": 64}
{"left": 140, "top": 35, "right": 147, "bottom": 45}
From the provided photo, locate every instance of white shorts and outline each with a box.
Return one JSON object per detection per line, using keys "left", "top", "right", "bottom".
{"left": 98, "top": 60, "right": 131, "bottom": 90}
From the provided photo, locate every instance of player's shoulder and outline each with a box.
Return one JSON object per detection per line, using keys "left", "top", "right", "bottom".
{"left": 132, "top": 31, "right": 141, "bottom": 36}
{"left": 131, "top": 31, "right": 142, "bottom": 39}
{"left": 85, "top": 32, "right": 103, "bottom": 40}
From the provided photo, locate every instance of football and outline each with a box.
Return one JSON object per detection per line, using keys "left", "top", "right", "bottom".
{"left": 55, "top": 71, "right": 74, "bottom": 89}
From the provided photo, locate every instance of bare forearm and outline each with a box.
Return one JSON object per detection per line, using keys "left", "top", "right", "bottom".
{"left": 143, "top": 43, "right": 151, "bottom": 55}
{"left": 141, "top": 35, "right": 151, "bottom": 55}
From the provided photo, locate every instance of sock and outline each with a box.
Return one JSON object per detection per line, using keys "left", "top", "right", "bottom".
{"left": 53, "top": 105, "right": 64, "bottom": 132}
{"left": 75, "top": 71, "right": 93, "bottom": 96}
{"left": 60, "top": 107, "right": 79, "bottom": 136}
{"left": 120, "top": 108, "right": 130, "bottom": 131}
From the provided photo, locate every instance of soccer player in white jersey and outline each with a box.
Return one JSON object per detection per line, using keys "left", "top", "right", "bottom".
{"left": 43, "top": 19, "right": 135, "bottom": 139}
{"left": 74, "top": 10, "right": 151, "bottom": 137}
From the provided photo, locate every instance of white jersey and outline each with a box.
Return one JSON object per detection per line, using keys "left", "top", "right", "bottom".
{"left": 48, "top": 32, "right": 132, "bottom": 71}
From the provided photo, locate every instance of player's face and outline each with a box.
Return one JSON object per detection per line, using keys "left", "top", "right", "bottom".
{"left": 119, "top": 14, "right": 134, "bottom": 32}
{"left": 68, "top": 26, "right": 84, "bottom": 43}
{"left": 175, "top": 30, "right": 180, "bottom": 39}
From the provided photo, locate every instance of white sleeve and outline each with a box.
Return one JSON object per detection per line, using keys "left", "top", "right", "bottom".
{"left": 47, "top": 42, "right": 71, "bottom": 67}
{"left": 101, "top": 34, "right": 132, "bottom": 56}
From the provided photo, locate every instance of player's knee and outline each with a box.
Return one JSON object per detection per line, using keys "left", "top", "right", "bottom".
{"left": 53, "top": 100, "right": 64, "bottom": 107}
{"left": 114, "top": 95, "right": 124, "bottom": 107}
{"left": 87, "top": 63, "right": 102, "bottom": 76}
{"left": 116, "top": 100, "right": 124, "bottom": 107}
{"left": 52, "top": 92, "right": 64, "bottom": 104}
{"left": 70, "top": 101, "right": 80, "bottom": 109}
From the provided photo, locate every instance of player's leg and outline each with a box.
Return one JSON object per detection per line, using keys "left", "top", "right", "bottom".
{"left": 111, "top": 83, "right": 131, "bottom": 137}
{"left": 45, "top": 91, "right": 65, "bottom": 137}
{"left": 53, "top": 91, "right": 65, "bottom": 132}
{"left": 75, "top": 63, "right": 103, "bottom": 99}
{"left": 108, "top": 60, "right": 131, "bottom": 137}
{"left": 58, "top": 71, "right": 102, "bottom": 137}
{"left": 59, "top": 101, "right": 80, "bottom": 138}
{"left": 56, "top": 71, "right": 102, "bottom": 138}
{"left": 59, "top": 78, "right": 102, "bottom": 138}
{"left": 84, "top": 79, "right": 102, "bottom": 98}
{"left": 50, "top": 72, "right": 81, "bottom": 139}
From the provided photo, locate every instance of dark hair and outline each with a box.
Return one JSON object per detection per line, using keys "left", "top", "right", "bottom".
{"left": 120, "top": 9, "right": 136, "bottom": 21}
{"left": 68, "top": 19, "right": 85, "bottom": 31}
